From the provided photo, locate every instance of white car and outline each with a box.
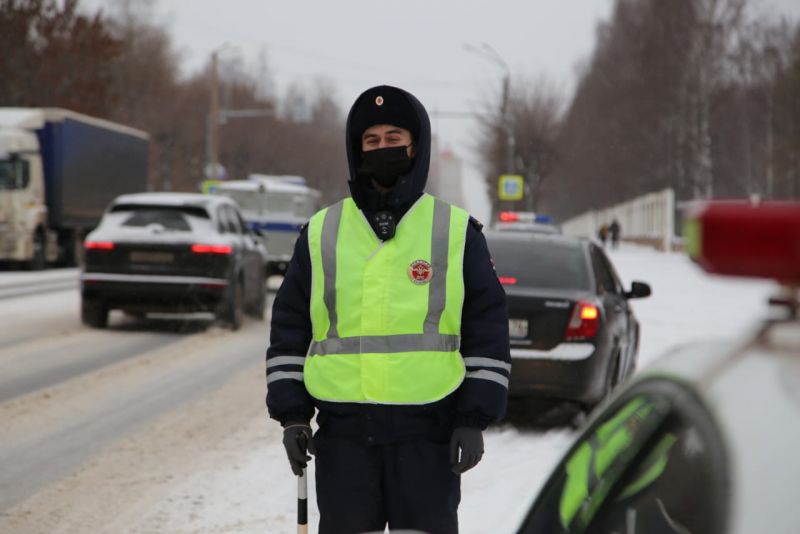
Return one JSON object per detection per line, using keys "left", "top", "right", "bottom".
{"left": 517, "top": 201, "right": 800, "bottom": 534}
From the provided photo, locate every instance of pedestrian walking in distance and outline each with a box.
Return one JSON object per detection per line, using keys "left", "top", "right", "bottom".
{"left": 609, "top": 218, "right": 621, "bottom": 249}
{"left": 597, "top": 223, "right": 609, "bottom": 247}
{"left": 266, "top": 85, "right": 511, "bottom": 534}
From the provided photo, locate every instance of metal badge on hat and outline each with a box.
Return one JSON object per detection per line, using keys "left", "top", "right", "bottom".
{"left": 375, "top": 96, "right": 384, "bottom": 106}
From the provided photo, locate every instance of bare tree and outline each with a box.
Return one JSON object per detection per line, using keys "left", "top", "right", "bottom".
{"left": 0, "top": 0, "right": 121, "bottom": 115}
{"left": 475, "top": 76, "right": 563, "bottom": 217}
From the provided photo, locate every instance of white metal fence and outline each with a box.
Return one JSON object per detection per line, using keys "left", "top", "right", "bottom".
{"left": 560, "top": 188, "right": 677, "bottom": 251}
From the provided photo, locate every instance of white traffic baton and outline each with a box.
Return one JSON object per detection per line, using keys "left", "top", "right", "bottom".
{"left": 298, "top": 467, "right": 308, "bottom": 534}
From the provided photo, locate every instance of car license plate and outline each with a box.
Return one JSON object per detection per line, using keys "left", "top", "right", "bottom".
{"left": 130, "top": 251, "right": 175, "bottom": 264}
{"left": 509, "top": 318, "right": 529, "bottom": 339}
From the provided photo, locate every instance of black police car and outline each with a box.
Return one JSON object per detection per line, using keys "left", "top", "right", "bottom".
{"left": 486, "top": 231, "right": 651, "bottom": 418}
{"left": 81, "top": 192, "right": 268, "bottom": 330}
{"left": 517, "top": 201, "right": 800, "bottom": 534}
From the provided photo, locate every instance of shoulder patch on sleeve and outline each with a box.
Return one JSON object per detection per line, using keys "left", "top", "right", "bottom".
{"left": 468, "top": 216, "right": 484, "bottom": 232}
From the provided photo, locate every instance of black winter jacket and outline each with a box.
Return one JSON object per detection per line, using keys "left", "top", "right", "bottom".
{"left": 265, "top": 85, "right": 510, "bottom": 443}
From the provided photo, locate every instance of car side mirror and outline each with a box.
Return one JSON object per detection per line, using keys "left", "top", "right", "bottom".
{"left": 625, "top": 281, "right": 651, "bottom": 299}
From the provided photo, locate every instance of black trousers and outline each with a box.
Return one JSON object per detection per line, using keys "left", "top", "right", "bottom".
{"left": 314, "top": 430, "right": 461, "bottom": 534}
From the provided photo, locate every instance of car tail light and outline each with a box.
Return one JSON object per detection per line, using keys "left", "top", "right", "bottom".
{"left": 686, "top": 201, "right": 800, "bottom": 283}
{"left": 191, "top": 244, "right": 232, "bottom": 254}
{"left": 85, "top": 241, "right": 114, "bottom": 250}
{"left": 498, "top": 276, "right": 518, "bottom": 285}
{"left": 499, "top": 211, "right": 519, "bottom": 222}
{"left": 565, "top": 301, "right": 600, "bottom": 340}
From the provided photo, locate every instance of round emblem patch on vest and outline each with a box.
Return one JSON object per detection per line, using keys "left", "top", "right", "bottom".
{"left": 408, "top": 259, "right": 433, "bottom": 285}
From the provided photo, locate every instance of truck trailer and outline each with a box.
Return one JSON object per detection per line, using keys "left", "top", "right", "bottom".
{"left": 0, "top": 108, "right": 149, "bottom": 268}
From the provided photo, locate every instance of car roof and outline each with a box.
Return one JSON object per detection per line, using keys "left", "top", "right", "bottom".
{"left": 110, "top": 192, "right": 236, "bottom": 210}
{"left": 493, "top": 222, "right": 561, "bottom": 234}
{"left": 485, "top": 229, "right": 586, "bottom": 250}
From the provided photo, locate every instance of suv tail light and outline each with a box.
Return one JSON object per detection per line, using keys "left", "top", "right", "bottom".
{"left": 191, "top": 244, "right": 232, "bottom": 254}
{"left": 85, "top": 241, "right": 115, "bottom": 250}
{"left": 565, "top": 301, "right": 600, "bottom": 340}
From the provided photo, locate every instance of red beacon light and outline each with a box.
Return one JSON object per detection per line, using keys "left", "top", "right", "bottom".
{"left": 499, "top": 211, "right": 520, "bottom": 222}
{"left": 685, "top": 201, "right": 800, "bottom": 284}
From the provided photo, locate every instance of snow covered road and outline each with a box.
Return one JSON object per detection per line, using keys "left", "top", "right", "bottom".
{"left": 0, "top": 245, "right": 775, "bottom": 533}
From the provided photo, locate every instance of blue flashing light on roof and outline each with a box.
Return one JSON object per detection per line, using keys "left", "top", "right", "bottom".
{"left": 535, "top": 214, "right": 553, "bottom": 224}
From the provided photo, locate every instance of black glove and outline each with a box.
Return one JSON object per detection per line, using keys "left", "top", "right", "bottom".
{"left": 450, "top": 426, "right": 484, "bottom": 474}
{"left": 282, "top": 423, "right": 316, "bottom": 476}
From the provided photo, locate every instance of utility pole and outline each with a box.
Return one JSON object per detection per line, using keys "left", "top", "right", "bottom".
{"left": 465, "top": 42, "right": 516, "bottom": 212}
{"left": 208, "top": 51, "right": 220, "bottom": 180}
{"left": 500, "top": 73, "right": 514, "bottom": 176}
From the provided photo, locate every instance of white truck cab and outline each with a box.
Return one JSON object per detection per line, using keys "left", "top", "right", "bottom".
{"left": 0, "top": 121, "right": 52, "bottom": 266}
{"left": 0, "top": 108, "right": 148, "bottom": 269}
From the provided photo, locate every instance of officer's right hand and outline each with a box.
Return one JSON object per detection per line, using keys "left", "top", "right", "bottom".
{"left": 282, "top": 423, "right": 316, "bottom": 476}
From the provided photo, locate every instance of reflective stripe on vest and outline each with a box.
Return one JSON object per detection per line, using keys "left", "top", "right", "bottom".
{"left": 305, "top": 194, "right": 469, "bottom": 404}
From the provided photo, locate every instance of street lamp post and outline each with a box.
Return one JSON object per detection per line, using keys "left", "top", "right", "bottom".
{"left": 205, "top": 43, "right": 242, "bottom": 182}
{"left": 464, "top": 43, "right": 515, "bottom": 174}
{"left": 464, "top": 43, "right": 517, "bottom": 211}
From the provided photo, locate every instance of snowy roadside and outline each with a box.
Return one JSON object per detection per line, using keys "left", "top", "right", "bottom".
{"left": 1, "top": 354, "right": 570, "bottom": 534}
{"left": 0, "top": 245, "right": 776, "bottom": 534}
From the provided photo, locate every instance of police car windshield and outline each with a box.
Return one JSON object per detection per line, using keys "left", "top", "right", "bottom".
{"left": 488, "top": 233, "right": 590, "bottom": 291}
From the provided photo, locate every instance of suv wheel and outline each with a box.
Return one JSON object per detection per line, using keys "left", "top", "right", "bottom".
{"left": 220, "top": 277, "right": 244, "bottom": 330}
{"left": 82, "top": 298, "right": 109, "bottom": 328}
{"left": 248, "top": 277, "right": 267, "bottom": 320}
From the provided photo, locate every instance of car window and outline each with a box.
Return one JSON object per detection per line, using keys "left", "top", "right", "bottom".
{"left": 519, "top": 380, "right": 728, "bottom": 534}
{"left": 488, "top": 235, "right": 590, "bottom": 290}
{"left": 0, "top": 157, "right": 30, "bottom": 190}
{"left": 598, "top": 248, "right": 625, "bottom": 293}
{"left": 233, "top": 208, "right": 251, "bottom": 235}
{"left": 226, "top": 206, "right": 243, "bottom": 234}
{"left": 591, "top": 246, "right": 619, "bottom": 294}
{"left": 105, "top": 204, "right": 211, "bottom": 233}
{"left": 217, "top": 206, "right": 236, "bottom": 234}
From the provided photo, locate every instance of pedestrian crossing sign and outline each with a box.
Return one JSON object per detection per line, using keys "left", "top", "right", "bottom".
{"left": 498, "top": 175, "right": 524, "bottom": 201}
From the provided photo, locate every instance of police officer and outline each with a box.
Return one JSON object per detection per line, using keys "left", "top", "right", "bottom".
{"left": 266, "top": 85, "right": 510, "bottom": 534}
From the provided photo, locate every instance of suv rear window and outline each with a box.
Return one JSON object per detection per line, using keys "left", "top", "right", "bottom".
{"left": 109, "top": 204, "right": 210, "bottom": 232}
{"left": 488, "top": 234, "right": 590, "bottom": 290}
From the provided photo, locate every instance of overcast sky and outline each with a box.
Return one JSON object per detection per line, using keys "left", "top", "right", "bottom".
{"left": 87, "top": 0, "right": 800, "bottom": 218}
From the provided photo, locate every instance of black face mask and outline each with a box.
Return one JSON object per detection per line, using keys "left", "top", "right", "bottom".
{"left": 358, "top": 145, "right": 414, "bottom": 188}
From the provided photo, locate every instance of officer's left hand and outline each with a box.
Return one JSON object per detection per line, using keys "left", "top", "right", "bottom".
{"left": 450, "top": 427, "right": 484, "bottom": 474}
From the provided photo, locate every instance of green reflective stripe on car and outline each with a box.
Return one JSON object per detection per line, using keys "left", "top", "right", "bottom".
{"left": 617, "top": 433, "right": 678, "bottom": 500}
{"left": 560, "top": 442, "right": 592, "bottom": 529}
{"left": 596, "top": 396, "right": 646, "bottom": 443}
{"left": 559, "top": 396, "right": 655, "bottom": 530}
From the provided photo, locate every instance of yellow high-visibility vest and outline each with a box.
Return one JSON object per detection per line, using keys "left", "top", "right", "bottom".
{"left": 304, "top": 194, "right": 469, "bottom": 404}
